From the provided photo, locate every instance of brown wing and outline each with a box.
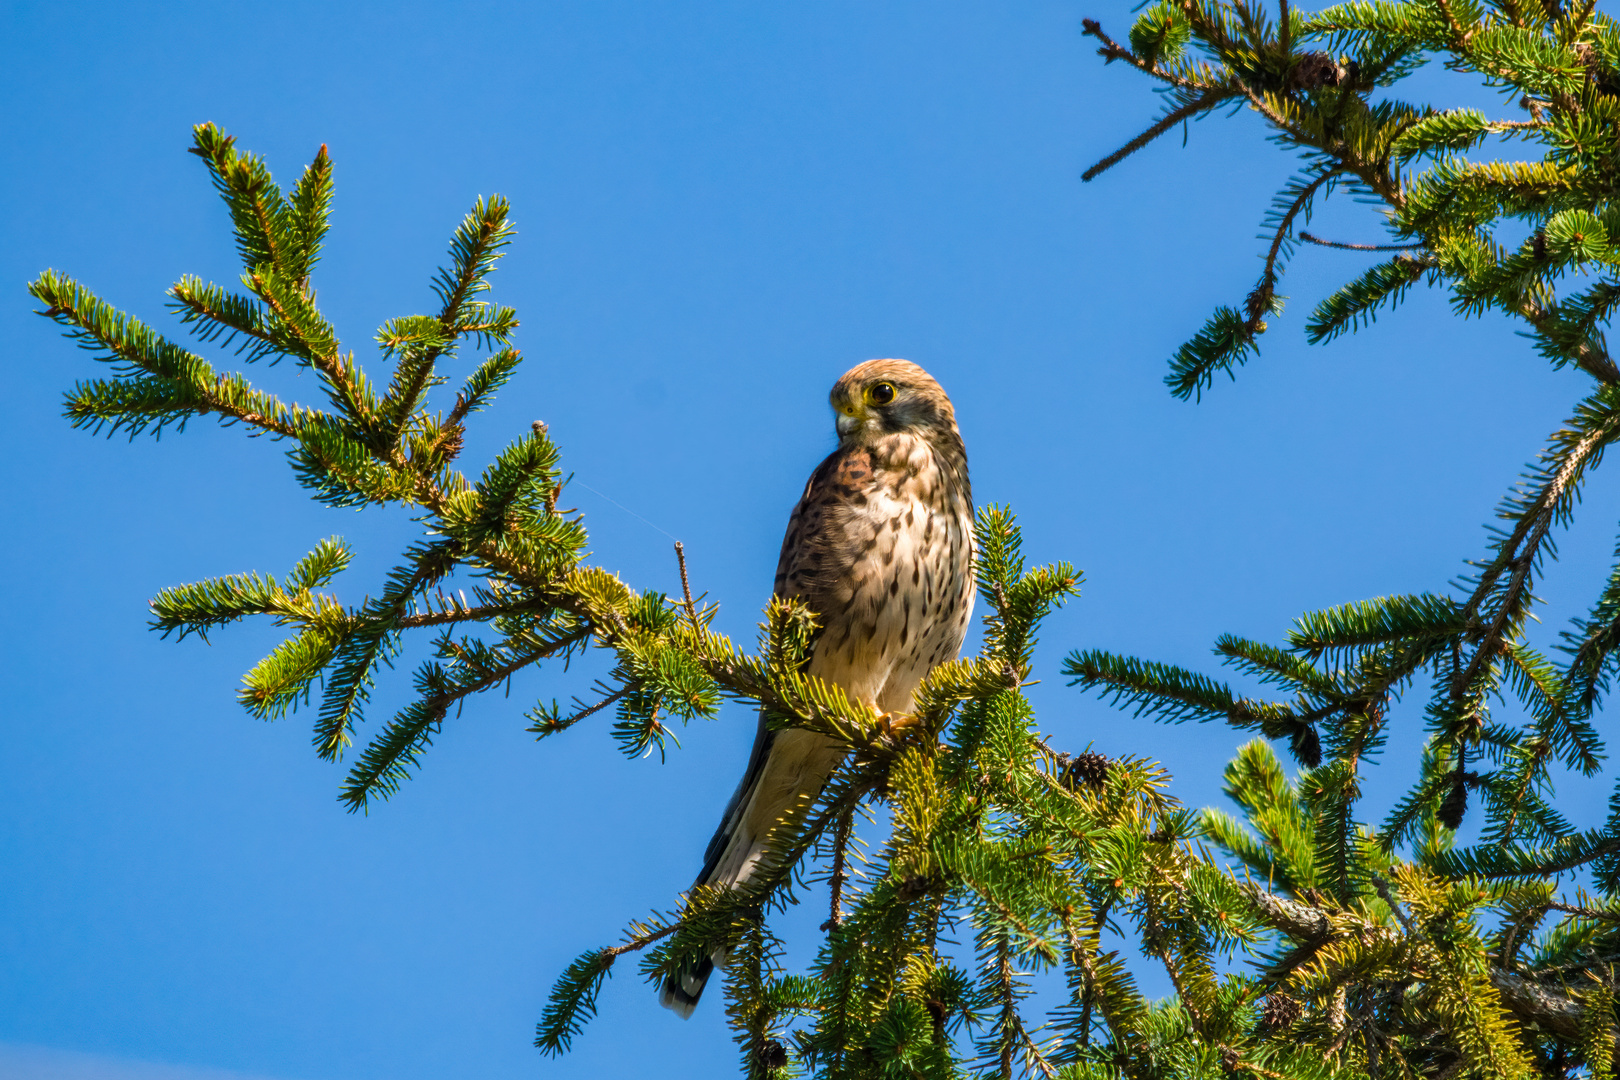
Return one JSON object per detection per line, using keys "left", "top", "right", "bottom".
{"left": 773, "top": 445, "right": 873, "bottom": 607}
{"left": 694, "top": 445, "right": 868, "bottom": 882}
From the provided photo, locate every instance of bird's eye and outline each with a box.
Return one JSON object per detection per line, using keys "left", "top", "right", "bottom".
{"left": 869, "top": 382, "right": 897, "bottom": 406}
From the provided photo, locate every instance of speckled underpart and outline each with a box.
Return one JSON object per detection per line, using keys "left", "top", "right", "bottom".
{"left": 662, "top": 359, "right": 975, "bottom": 1017}
{"left": 777, "top": 416, "right": 974, "bottom": 714}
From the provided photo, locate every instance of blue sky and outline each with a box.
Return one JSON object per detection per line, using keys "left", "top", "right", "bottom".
{"left": 4, "top": 2, "right": 1616, "bottom": 1078}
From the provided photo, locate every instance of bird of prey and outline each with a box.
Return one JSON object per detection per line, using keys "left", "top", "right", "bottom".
{"left": 661, "top": 358, "right": 975, "bottom": 1016}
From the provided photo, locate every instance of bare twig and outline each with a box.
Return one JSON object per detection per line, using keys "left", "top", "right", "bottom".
{"left": 998, "top": 936, "right": 1017, "bottom": 1080}
{"left": 824, "top": 808, "right": 855, "bottom": 931}
{"left": 1545, "top": 901, "right": 1620, "bottom": 922}
{"left": 1080, "top": 18, "right": 1221, "bottom": 90}
{"left": 1497, "top": 904, "right": 1548, "bottom": 969}
{"left": 1247, "top": 169, "right": 1340, "bottom": 330}
{"left": 1084, "top": 90, "right": 1233, "bottom": 182}
{"left": 1299, "top": 231, "right": 1425, "bottom": 252}
{"left": 1371, "top": 875, "right": 1420, "bottom": 938}
{"left": 396, "top": 600, "right": 541, "bottom": 628}
{"left": 1526, "top": 949, "right": 1620, "bottom": 978}
{"left": 578, "top": 920, "right": 684, "bottom": 992}
{"left": 674, "top": 541, "right": 698, "bottom": 624}
{"left": 564, "top": 684, "right": 633, "bottom": 726}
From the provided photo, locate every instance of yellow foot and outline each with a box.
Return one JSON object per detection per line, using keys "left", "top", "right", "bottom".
{"left": 877, "top": 711, "right": 919, "bottom": 742}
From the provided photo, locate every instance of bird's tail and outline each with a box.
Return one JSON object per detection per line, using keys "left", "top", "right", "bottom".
{"left": 659, "top": 818, "right": 765, "bottom": 1016}
{"left": 659, "top": 750, "right": 768, "bottom": 1017}
{"left": 659, "top": 951, "right": 718, "bottom": 1018}
{"left": 661, "top": 719, "right": 841, "bottom": 1016}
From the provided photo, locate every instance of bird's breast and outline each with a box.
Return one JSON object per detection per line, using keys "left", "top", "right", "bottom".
{"left": 807, "top": 440, "right": 975, "bottom": 711}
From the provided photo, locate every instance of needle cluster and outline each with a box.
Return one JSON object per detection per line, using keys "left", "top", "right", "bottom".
{"left": 33, "top": 42, "right": 1620, "bottom": 1072}
{"left": 1068, "top": 1, "right": 1620, "bottom": 1076}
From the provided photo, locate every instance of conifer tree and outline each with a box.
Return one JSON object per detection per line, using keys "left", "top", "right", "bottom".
{"left": 24, "top": 0, "right": 1620, "bottom": 1062}
{"left": 32, "top": 123, "right": 1129, "bottom": 1077}
{"left": 1065, "top": 0, "right": 1620, "bottom": 1076}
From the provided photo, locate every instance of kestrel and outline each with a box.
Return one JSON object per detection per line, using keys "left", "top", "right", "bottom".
{"left": 661, "top": 359, "right": 975, "bottom": 1016}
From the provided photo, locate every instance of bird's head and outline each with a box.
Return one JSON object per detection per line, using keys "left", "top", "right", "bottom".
{"left": 829, "top": 359, "right": 959, "bottom": 445}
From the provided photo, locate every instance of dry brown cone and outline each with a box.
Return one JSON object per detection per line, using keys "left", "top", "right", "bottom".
{"left": 1066, "top": 750, "right": 1112, "bottom": 790}
{"left": 1260, "top": 993, "right": 1304, "bottom": 1031}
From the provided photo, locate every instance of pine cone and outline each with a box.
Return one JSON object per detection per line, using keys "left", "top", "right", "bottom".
{"left": 1245, "top": 285, "right": 1273, "bottom": 324}
{"left": 1290, "top": 725, "right": 1322, "bottom": 769}
{"left": 1438, "top": 777, "right": 1468, "bottom": 830}
{"left": 1067, "top": 751, "right": 1112, "bottom": 789}
{"left": 436, "top": 425, "right": 464, "bottom": 463}
{"left": 757, "top": 1040, "right": 788, "bottom": 1069}
{"left": 1293, "top": 51, "right": 1346, "bottom": 89}
{"left": 898, "top": 874, "right": 937, "bottom": 901}
{"left": 1260, "top": 993, "right": 1304, "bottom": 1030}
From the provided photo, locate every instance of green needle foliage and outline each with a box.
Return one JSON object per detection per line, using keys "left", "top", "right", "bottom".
{"left": 29, "top": 124, "right": 1219, "bottom": 1077}
{"left": 1065, "top": 0, "right": 1620, "bottom": 1075}
{"left": 32, "top": 54, "right": 1620, "bottom": 1075}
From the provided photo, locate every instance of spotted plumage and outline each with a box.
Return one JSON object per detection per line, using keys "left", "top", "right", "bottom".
{"left": 662, "top": 359, "right": 975, "bottom": 1016}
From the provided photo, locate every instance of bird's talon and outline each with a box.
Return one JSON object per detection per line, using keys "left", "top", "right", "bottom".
{"left": 877, "top": 712, "right": 918, "bottom": 743}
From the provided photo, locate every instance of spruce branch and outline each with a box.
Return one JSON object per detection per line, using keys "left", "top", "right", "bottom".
{"left": 824, "top": 808, "right": 854, "bottom": 932}
{"left": 1455, "top": 387, "right": 1620, "bottom": 695}
{"left": 43, "top": 88, "right": 1620, "bottom": 1069}
{"left": 536, "top": 919, "right": 681, "bottom": 1056}
{"left": 1158, "top": 164, "right": 1347, "bottom": 400}
{"left": 340, "top": 634, "right": 570, "bottom": 811}
{"left": 188, "top": 122, "right": 294, "bottom": 277}
{"left": 1083, "top": 89, "right": 1235, "bottom": 182}
{"left": 1081, "top": 18, "right": 1224, "bottom": 90}
{"left": 31, "top": 271, "right": 302, "bottom": 439}
{"left": 1297, "top": 231, "right": 1425, "bottom": 251}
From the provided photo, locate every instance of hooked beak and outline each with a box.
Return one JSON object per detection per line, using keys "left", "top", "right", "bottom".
{"left": 835, "top": 403, "right": 864, "bottom": 439}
